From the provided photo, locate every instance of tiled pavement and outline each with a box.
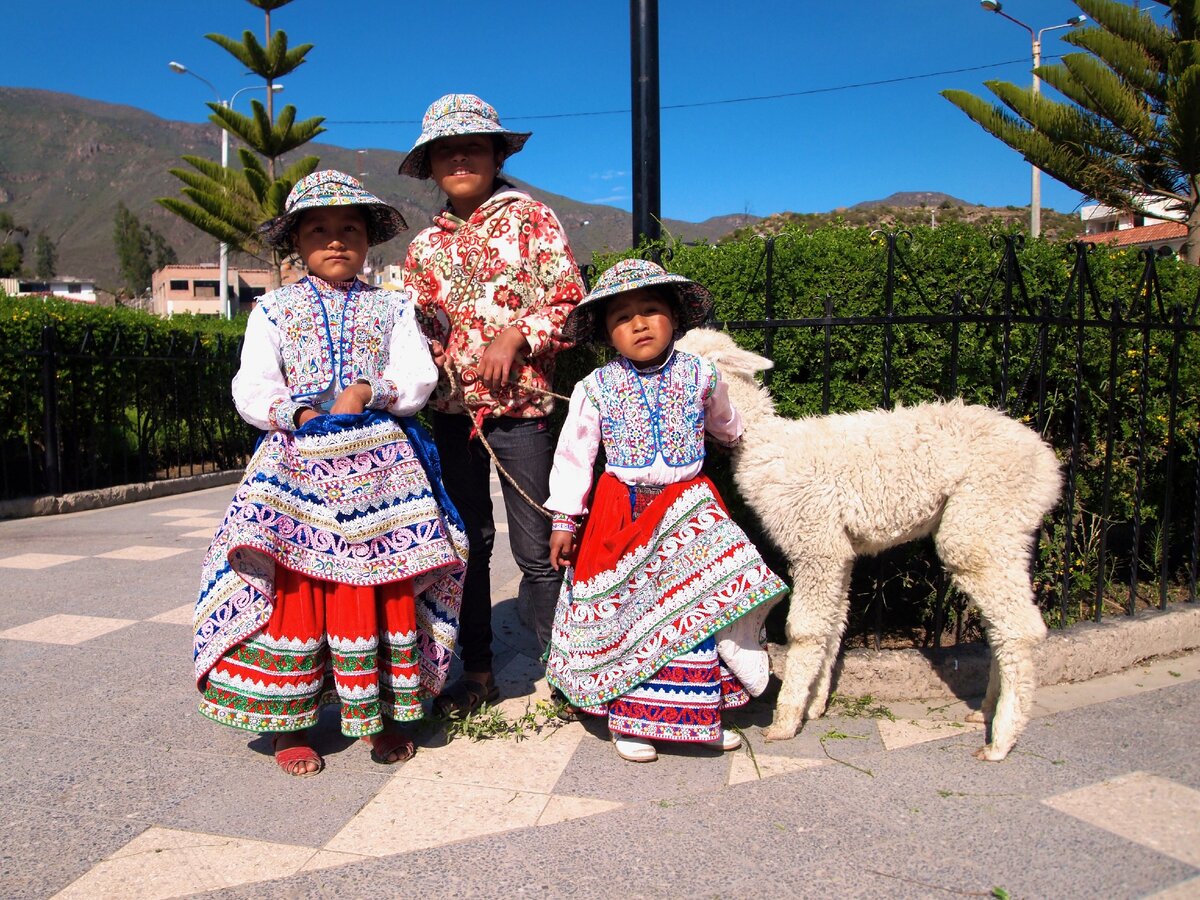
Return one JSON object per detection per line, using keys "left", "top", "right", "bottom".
{"left": 1, "top": 483, "right": 1198, "bottom": 898}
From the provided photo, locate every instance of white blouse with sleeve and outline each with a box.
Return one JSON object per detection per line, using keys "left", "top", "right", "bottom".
{"left": 231, "top": 288, "right": 437, "bottom": 432}
{"left": 545, "top": 364, "right": 745, "bottom": 517}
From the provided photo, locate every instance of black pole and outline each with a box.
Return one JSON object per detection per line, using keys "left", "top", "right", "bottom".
{"left": 631, "top": 0, "right": 661, "bottom": 248}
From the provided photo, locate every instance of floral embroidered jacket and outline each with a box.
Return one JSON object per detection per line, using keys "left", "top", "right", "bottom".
{"left": 232, "top": 276, "right": 437, "bottom": 431}
{"left": 545, "top": 349, "right": 743, "bottom": 516}
{"left": 402, "top": 188, "right": 584, "bottom": 419}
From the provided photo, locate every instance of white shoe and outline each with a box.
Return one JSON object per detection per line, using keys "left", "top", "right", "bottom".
{"left": 716, "top": 606, "right": 773, "bottom": 697}
{"left": 612, "top": 734, "right": 657, "bottom": 763}
{"left": 704, "top": 728, "right": 742, "bottom": 752}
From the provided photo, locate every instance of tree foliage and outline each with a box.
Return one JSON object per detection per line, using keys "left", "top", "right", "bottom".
{"left": 942, "top": 0, "right": 1200, "bottom": 264}
{"left": 34, "top": 232, "right": 56, "bottom": 279}
{"left": 113, "top": 203, "right": 176, "bottom": 296}
{"left": 157, "top": 0, "right": 323, "bottom": 286}
{"left": 0, "top": 212, "right": 27, "bottom": 277}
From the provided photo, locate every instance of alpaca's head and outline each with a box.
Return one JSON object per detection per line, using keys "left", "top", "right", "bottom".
{"left": 677, "top": 328, "right": 776, "bottom": 421}
{"left": 676, "top": 328, "right": 773, "bottom": 378}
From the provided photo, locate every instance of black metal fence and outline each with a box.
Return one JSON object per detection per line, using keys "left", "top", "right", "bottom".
{"left": 586, "top": 233, "right": 1200, "bottom": 642}
{"left": 6, "top": 235, "right": 1199, "bottom": 644}
{"left": 0, "top": 325, "right": 253, "bottom": 501}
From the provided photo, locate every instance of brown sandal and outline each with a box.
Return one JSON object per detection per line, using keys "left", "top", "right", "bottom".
{"left": 363, "top": 731, "right": 416, "bottom": 765}
{"left": 272, "top": 735, "right": 324, "bottom": 777}
{"left": 432, "top": 677, "right": 499, "bottom": 717}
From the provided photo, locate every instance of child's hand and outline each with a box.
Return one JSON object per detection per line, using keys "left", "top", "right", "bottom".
{"left": 295, "top": 408, "right": 321, "bottom": 428}
{"left": 479, "top": 326, "right": 529, "bottom": 392}
{"left": 428, "top": 340, "right": 447, "bottom": 370}
{"left": 330, "top": 383, "right": 372, "bottom": 415}
{"left": 549, "top": 531, "right": 576, "bottom": 571}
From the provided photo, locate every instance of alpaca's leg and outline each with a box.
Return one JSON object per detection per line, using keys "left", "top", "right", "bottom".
{"left": 973, "top": 627, "right": 1040, "bottom": 761}
{"left": 805, "top": 629, "right": 844, "bottom": 720}
{"left": 965, "top": 655, "right": 999, "bottom": 726}
{"left": 940, "top": 530, "right": 1046, "bottom": 761}
{"left": 764, "top": 555, "right": 854, "bottom": 742}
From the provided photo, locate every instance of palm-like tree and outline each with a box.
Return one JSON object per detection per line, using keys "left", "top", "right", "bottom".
{"left": 157, "top": 0, "right": 325, "bottom": 285}
{"left": 943, "top": 0, "right": 1200, "bottom": 264}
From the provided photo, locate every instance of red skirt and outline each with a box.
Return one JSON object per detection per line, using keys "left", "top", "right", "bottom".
{"left": 200, "top": 566, "right": 422, "bottom": 737}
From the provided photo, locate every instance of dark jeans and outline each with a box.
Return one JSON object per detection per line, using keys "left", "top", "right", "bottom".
{"left": 431, "top": 411, "right": 563, "bottom": 674}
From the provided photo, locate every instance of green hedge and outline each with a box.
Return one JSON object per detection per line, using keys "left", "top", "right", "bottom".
{"left": 0, "top": 293, "right": 253, "bottom": 496}
{"left": 592, "top": 224, "right": 1200, "bottom": 639}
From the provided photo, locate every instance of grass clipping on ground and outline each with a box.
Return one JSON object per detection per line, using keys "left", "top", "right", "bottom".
{"left": 439, "top": 698, "right": 569, "bottom": 742}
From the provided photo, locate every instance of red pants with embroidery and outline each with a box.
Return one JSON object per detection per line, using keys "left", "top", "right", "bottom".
{"left": 200, "top": 566, "right": 420, "bottom": 737}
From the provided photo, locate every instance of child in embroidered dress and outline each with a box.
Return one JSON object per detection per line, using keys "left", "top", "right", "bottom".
{"left": 400, "top": 94, "right": 584, "bottom": 715}
{"left": 544, "top": 259, "right": 789, "bottom": 763}
{"left": 193, "top": 170, "right": 467, "bottom": 777}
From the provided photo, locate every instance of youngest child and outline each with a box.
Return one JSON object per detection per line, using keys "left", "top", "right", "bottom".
{"left": 544, "top": 259, "right": 788, "bottom": 762}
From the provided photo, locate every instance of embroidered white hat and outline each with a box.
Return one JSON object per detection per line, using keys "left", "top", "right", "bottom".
{"left": 562, "top": 258, "right": 715, "bottom": 344}
{"left": 399, "top": 93, "right": 531, "bottom": 179}
{"left": 258, "top": 169, "right": 406, "bottom": 250}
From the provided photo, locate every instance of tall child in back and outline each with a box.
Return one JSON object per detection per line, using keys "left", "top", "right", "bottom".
{"left": 193, "top": 171, "right": 467, "bottom": 777}
{"left": 544, "top": 260, "right": 789, "bottom": 763}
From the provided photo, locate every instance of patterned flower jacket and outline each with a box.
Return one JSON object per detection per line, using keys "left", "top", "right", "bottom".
{"left": 232, "top": 276, "right": 437, "bottom": 432}
{"left": 402, "top": 188, "right": 584, "bottom": 419}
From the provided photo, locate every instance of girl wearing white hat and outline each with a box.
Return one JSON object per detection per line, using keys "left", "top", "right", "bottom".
{"left": 194, "top": 171, "right": 467, "bottom": 776}
{"left": 401, "top": 94, "right": 584, "bottom": 716}
{"left": 542, "top": 259, "right": 788, "bottom": 763}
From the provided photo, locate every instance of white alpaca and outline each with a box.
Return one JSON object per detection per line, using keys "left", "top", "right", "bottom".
{"left": 677, "top": 329, "right": 1062, "bottom": 761}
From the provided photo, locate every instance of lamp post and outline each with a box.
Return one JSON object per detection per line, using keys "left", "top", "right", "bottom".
{"left": 168, "top": 62, "right": 282, "bottom": 318}
{"left": 979, "top": 2, "right": 1085, "bottom": 238}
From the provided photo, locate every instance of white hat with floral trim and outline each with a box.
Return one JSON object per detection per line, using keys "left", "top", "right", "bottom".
{"left": 258, "top": 169, "right": 406, "bottom": 251}
{"left": 399, "top": 93, "right": 531, "bottom": 179}
{"left": 562, "top": 258, "right": 715, "bottom": 344}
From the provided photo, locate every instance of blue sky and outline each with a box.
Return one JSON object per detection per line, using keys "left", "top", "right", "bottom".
{"left": 1, "top": 1, "right": 1154, "bottom": 223}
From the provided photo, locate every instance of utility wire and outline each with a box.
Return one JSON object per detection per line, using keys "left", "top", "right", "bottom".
{"left": 326, "top": 57, "right": 1046, "bottom": 126}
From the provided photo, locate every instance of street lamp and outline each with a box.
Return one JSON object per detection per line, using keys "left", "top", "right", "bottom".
{"left": 979, "top": 2, "right": 1086, "bottom": 238}
{"left": 168, "top": 61, "right": 283, "bottom": 318}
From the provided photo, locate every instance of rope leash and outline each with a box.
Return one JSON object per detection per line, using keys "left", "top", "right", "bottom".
{"left": 443, "top": 357, "right": 559, "bottom": 520}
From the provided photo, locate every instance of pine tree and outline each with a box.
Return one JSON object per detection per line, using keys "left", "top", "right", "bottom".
{"left": 114, "top": 206, "right": 177, "bottom": 297}
{"left": 0, "top": 212, "right": 27, "bottom": 277}
{"left": 942, "top": 0, "right": 1200, "bottom": 264}
{"left": 114, "top": 203, "right": 153, "bottom": 296}
{"left": 34, "top": 232, "right": 56, "bottom": 279}
{"left": 157, "top": 0, "right": 324, "bottom": 287}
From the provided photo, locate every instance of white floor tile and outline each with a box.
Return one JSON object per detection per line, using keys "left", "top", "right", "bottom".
{"left": 0, "top": 613, "right": 136, "bottom": 645}
{"left": 1044, "top": 771, "right": 1200, "bottom": 867}
{"left": 51, "top": 826, "right": 318, "bottom": 900}
{"left": 148, "top": 604, "right": 194, "bottom": 625}
{"left": 96, "top": 545, "right": 190, "bottom": 561}
{"left": 0, "top": 552, "right": 83, "bottom": 569}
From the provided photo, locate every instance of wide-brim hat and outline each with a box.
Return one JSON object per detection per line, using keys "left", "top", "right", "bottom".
{"left": 562, "top": 258, "right": 715, "bottom": 344}
{"left": 258, "top": 169, "right": 407, "bottom": 251}
{"left": 399, "top": 93, "right": 531, "bottom": 179}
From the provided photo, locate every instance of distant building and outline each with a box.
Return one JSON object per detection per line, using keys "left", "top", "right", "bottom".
{"left": 1079, "top": 197, "right": 1186, "bottom": 254}
{"left": 150, "top": 264, "right": 299, "bottom": 316}
{"left": 370, "top": 264, "right": 405, "bottom": 290}
{"left": 1, "top": 276, "right": 98, "bottom": 303}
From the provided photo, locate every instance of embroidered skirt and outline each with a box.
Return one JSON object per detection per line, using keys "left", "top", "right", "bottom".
{"left": 546, "top": 473, "right": 788, "bottom": 741}
{"left": 201, "top": 566, "right": 423, "bottom": 735}
{"left": 193, "top": 411, "right": 467, "bottom": 728}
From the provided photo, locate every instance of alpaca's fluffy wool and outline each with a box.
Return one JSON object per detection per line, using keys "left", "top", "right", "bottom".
{"left": 677, "top": 329, "right": 1062, "bottom": 760}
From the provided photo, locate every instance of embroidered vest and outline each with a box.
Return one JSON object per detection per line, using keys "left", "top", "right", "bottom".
{"left": 583, "top": 351, "right": 716, "bottom": 469}
{"left": 259, "top": 279, "right": 402, "bottom": 400}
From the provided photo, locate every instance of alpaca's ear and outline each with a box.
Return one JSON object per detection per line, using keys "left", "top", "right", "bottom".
{"left": 718, "top": 347, "right": 774, "bottom": 376}
{"left": 678, "top": 329, "right": 774, "bottom": 375}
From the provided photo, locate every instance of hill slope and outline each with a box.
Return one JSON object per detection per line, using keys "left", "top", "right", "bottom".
{"left": 0, "top": 87, "right": 753, "bottom": 289}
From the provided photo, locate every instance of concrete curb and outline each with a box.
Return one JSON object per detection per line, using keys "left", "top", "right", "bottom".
{"left": 769, "top": 601, "right": 1200, "bottom": 700}
{"left": 0, "top": 470, "right": 243, "bottom": 519}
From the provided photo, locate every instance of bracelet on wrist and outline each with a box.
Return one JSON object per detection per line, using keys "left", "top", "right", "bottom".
{"left": 551, "top": 514, "right": 578, "bottom": 534}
